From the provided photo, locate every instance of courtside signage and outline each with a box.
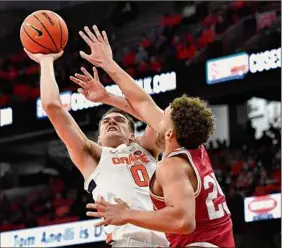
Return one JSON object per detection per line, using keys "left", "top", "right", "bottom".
{"left": 206, "top": 53, "right": 249, "bottom": 84}
{"left": 0, "top": 107, "right": 13, "bottom": 127}
{"left": 0, "top": 219, "right": 106, "bottom": 247}
{"left": 36, "top": 71, "right": 177, "bottom": 118}
{"left": 244, "top": 193, "right": 281, "bottom": 222}
{"left": 249, "top": 48, "right": 281, "bottom": 74}
{"left": 206, "top": 47, "right": 281, "bottom": 84}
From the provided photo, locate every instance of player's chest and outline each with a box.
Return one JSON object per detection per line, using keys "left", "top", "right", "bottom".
{"left": 101, "top": 149, "right": 155, "bottom": 188}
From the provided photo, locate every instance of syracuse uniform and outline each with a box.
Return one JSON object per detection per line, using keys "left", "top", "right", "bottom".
{"left": 85, "top": 143, "right": 168, "bottom": 247}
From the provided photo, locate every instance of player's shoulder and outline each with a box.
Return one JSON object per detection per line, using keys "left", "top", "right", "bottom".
{"left": 134, "top": 137, "right": 150, "bottom": 152}
{"left": 157, "top": 156, "right": 190, "bottom": 178}
{"left": 130, "top": 141, "right": 157, "bottom": 160}
{"left": 161, "top": 152, "right": 193, "bottom": 167}
{"left": 159, "top": 155, "right": 187, "bottom": 166}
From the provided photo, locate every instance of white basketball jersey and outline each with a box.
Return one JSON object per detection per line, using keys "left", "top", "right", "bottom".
{"left": 84, "top": 143, "right": 168, "bottom": 246}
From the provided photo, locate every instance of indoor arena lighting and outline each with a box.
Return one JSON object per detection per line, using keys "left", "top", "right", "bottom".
{"left": 0, "top": 107, "right": 13, "bottom": 127}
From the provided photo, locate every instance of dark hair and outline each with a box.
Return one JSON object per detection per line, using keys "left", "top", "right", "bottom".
{"left": 99, "top": 107, "right": 135, "bottom": 132}
{"left": 170, "top": 95, "right": 215, "bottom": 149}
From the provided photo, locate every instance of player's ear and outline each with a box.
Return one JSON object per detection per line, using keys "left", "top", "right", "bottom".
{"left": 165, "top": 128, "right": 174, "bottom": 140}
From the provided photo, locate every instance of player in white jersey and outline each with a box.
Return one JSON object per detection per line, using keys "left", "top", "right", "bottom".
{"left": 24, "top": 49, "right": 168, "bottom": 247}
{"left": 85, "top": 139, "right": 166, "bottom": 246}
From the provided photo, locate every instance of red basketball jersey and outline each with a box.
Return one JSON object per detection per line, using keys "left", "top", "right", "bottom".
{"left": 149, "top": 146, "right": 235, "bottom": 248}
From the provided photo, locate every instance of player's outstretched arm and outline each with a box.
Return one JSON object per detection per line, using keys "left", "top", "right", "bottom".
{"left": 87, "top": 157, "right": 196, "bottom": 234}
{"left": 70, "top": 66, "right": 144, "bottom": 121}
{"left": 24, "top": 49, "right": 101, "bottom": 180}
{"left": 71, "top": 66, "right": 161, "bottom": 158}
{"left": 78, "top": 25, "right": 164, "bottom": 132}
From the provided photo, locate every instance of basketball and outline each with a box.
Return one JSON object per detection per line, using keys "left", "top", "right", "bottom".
{"left": 20, "top": 10, "right": 68, "bottom": 54}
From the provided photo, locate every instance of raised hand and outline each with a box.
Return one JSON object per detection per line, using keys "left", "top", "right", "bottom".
{"left": 79, "top": 25, "right": 113, "bottom": 68}
{"left": 24, "top": 48, "right": 63, "bottom": 64}
{"left": 70, "top": 67, "right": 109, "bottom": 103}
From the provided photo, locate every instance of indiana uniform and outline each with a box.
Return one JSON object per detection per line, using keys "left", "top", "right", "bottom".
{"left": 150, "top": 146, "right": 235, "bottom": 248}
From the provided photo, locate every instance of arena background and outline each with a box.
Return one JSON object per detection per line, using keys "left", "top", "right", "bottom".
{"left": 0, "top": 1, "right": 281, "bottom": 248}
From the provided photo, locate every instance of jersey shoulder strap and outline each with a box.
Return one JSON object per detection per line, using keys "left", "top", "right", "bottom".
{"left": 166, "top": 147, "right": 202, "bottom": 197}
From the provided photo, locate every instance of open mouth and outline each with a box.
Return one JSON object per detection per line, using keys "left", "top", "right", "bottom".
{"left": 107, "top": 126, "right": 119, "bottom": 132}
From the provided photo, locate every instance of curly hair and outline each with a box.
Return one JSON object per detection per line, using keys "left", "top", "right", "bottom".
{"left": 99, "top": 107, "right": 135, "bottom": 132}
{"left": 170, "top": 95, "right": 215, "bottom": 149}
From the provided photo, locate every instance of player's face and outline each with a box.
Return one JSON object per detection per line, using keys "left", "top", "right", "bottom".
{"left": 99, "top": 112, "right": 134, "bottom": 147}
{"left": 156, "top": 106, "right": 174, "bottom": 149}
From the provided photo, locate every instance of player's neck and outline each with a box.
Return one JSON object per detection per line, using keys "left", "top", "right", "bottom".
{"left": 163, "top": 140, "right": 182, "bottom": 158}
{"left": 102, "top": 139, "right": 129, "bottom": 148}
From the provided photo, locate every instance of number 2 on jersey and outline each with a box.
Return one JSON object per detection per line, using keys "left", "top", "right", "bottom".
{"left": 130, "top": 164, "right": 150, "bottom": 187}
{"left": 204, "top": 173, "right": 230, "bottom": 220}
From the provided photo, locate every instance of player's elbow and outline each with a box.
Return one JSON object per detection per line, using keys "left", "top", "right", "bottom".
{"left": 42, "top": 101, "right": 62, "bottom": 113}
{"left": 178, "top": 218, "right": 196, "bottom": 234}
{"left": 174, "top": 212, "right": 196, "bottom": 234}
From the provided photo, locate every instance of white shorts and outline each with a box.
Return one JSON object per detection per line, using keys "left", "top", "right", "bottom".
{"left": 111, "top": 238, "right": 163, "bottom": 247}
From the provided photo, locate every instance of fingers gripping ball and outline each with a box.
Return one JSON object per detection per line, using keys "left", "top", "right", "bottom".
{"left": 20, "top": 10, "right": 68, "bottom": 54}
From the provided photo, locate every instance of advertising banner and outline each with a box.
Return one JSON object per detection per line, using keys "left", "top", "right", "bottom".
{"left": 206, "top": 47, "right": 281, "bottom": 85}
{"left": 244, "top": 193, "right": 281, "bottom": 222}
{"left": 0, "top": 219, "right": 106, "bottom": 247}
{"left": 36, "top": 71, "right": 177, "bottom": 119}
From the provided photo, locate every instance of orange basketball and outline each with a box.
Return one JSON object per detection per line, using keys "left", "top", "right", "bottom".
{"left": 20, "top": 10, "right": 68, "bottom": 54}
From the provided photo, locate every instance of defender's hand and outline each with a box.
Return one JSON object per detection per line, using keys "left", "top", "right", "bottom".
{"left": 86, "top": 197, "right": 130, "bottom": 227}
{"left": 79, "top": 25, "right": 113, "bottom": 68}
{"left": 70, "top": 67, "right": 109, "bottom": 103}
{"left": 24, "top": 48, "right": 63, "bottom": 63}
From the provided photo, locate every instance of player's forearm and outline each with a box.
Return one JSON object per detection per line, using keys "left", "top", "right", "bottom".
{"left": 125, "top": 207, "right": 194, "bottom": 234}
{"left": 103, "top": 93, "right": 144, "bottom": 122}
{"left": 104, "top": 60, "right": 151, "bottom": 104}
{"left": 103, "top": 60, "right": 163, "bottom": 129}
{"left": 40, "top": 58, "right": 62, "bottom": 108}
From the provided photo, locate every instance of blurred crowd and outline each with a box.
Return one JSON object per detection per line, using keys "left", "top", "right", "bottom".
{"left": 212, "top": 123, "right": 281, "bottom": 198}
{"left": 0, "top": 123, "right": 280, "bottom": 233}
{"left": 210, "top": 123, "right": 281, "bottom": 233}
{"left": 0, "top": 1, "right": 280, "bottom": 107}
{"left": 0, "top": 171, "right": 91, "bottom": 232}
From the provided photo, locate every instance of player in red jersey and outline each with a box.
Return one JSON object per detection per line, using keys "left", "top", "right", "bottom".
{"left": 77, "top": 25, "right": 235, "bottom": 248}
